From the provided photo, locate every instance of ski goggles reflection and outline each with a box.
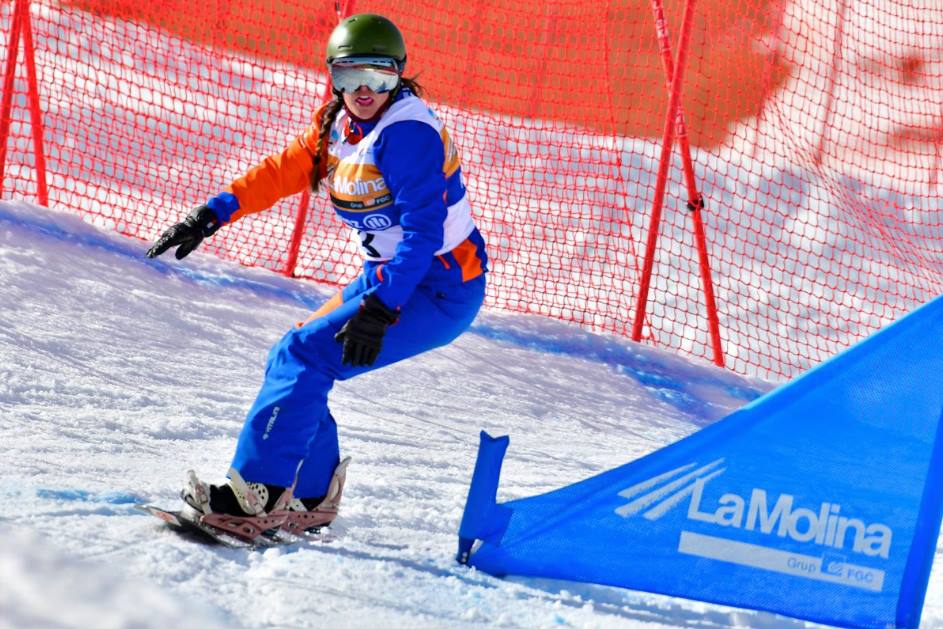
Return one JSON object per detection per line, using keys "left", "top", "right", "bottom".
{"left": 329, "top": 57, "right": 401, "bottom": 93}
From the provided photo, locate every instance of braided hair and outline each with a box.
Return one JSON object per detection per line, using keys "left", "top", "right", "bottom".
{"left": 309, "top": 98, "right": 343, "bottom": 193}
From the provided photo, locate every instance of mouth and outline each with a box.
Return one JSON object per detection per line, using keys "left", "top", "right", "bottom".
{"left": 355, "top": 95, "right": 375, "bottom": 107}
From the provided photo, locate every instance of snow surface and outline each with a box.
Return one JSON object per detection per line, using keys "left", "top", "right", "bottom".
{"left": 2, "top": 200, "right": 943, "bottom": 628}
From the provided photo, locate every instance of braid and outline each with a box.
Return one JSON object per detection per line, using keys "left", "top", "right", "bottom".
{"left": 310, "top": 98, "right": 343, "bottom": 192}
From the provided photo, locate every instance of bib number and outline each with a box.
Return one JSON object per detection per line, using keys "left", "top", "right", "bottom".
{"left": 358, "top": 231, "right": 381, "bottom": 258}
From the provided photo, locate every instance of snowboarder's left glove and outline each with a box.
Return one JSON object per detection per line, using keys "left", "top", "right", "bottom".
{"left": 146, "top": 204, "right": 221, "bottom": 260}
{"left": 335, "top": 293, "right": 399, "bottom": 367}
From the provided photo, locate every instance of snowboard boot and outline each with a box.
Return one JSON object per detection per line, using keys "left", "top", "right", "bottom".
{"left": 275, "top": 457, "right": 351, "bottom": 535}
{"left": 182, "top": 467, "right": 293, "bottom": 541}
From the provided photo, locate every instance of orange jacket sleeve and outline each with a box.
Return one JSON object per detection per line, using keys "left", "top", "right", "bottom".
{"left": 225, "top": 103, "right": 332, "bottom": 223}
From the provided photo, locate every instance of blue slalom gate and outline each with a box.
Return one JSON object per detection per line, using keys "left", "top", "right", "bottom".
{"left": 457, "top": 295, "right": 943, "bottom": 628}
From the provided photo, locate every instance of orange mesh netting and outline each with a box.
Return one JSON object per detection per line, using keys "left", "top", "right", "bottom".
{"left": 1, "top": 0, "right": 941, "bottom": 379}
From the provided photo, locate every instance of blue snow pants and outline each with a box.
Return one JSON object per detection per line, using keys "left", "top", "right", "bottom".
{"left": 229, "top": 272, "right": 486, "bottom": 499}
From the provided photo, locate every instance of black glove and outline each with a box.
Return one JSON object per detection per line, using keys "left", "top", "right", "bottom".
{"left": 335, "top": 293, "right": 399, "bottom": 367}
{"left": 145, "top": 204, "right": 221, "bottom": 260}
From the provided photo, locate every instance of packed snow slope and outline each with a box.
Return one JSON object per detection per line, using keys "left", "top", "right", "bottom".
{"left": 2, "top": 199, "right": 943, "bottom": 628}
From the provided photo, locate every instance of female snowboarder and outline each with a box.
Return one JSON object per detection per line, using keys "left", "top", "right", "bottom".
{"left": 147, "top": 13, "right": 488, "bottom": 537}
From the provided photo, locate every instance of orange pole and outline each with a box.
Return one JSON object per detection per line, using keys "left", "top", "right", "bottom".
{"left": 285, "top": 0, "right": 357, "bottom": 277}
{"left": 20, "top": 0, "right": 47, "bottom": 206}
{"left": 648, "top": 0, "right": 724, "bottom": 366}
{"left": 631, "top": 0, "right": 698, "bottom": 342}
{"left": 0, "top": 0, "right": 25, "bottom": 197}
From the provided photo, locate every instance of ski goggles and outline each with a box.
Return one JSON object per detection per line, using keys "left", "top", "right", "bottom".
{"left": 329, "top": 57, "right": 401, "bottom": 94}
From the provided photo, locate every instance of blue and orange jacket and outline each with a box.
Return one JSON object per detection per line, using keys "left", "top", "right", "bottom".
{"left": 205, "top": 87, "right": 488, "bottom": 310}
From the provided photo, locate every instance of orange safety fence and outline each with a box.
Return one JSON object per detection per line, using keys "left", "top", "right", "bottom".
{"left": 1, "top": 0, "right": 941, "bottom": 380}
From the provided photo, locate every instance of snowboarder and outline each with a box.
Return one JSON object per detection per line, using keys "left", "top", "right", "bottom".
{"left": 146, "top": 13, "right": 488, "bottom": 537}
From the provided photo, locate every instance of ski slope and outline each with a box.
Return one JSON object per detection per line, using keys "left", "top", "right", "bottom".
{"left": 1, "top": 199, "right": 942, "bottom": 628}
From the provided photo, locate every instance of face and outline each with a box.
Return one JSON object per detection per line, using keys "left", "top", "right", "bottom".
{"left": 342, "top": 85, "right": 391, "bottom": 120}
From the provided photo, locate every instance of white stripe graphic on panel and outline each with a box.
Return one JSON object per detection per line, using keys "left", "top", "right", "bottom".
{"left": 615, "top": 462, "right": 697, "bottom": 502}
{"left": 615, "top": 458, "right": 725, "bottom": 518}
{"left": 643, "top": 468, "right": 726, "bottom": 520}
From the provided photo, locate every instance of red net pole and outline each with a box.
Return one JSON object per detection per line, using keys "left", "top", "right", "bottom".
{"left": 632, "top": 0, "right": 699, "bottom": 343}
{"left": 284, "top": 0, "right": 356, "bottom": 277}
{"left": 0, "top": 0, "right": 24, "bottom": 197}
{"left": 649, "top": 0, "right": 724, "bottom": 367}
{"left": 690, "top": 209, "right": 723, "bottom": 366}
{"left": 19, "top": 0, "right": 47, "bottom": 206}
{"left": 286, "top": 193, "right": 312, "bottom": 277}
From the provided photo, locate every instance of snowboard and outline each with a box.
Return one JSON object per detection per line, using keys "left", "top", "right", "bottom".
{"left": 136, "top": 504, "right": 338, "bottom": 548}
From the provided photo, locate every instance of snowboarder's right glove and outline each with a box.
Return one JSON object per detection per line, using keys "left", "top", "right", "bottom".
{"left": 146, "top": 204, "right": 221, "bottom": 260}
{"left": 335, "top": 293, "right": 399, "bottom": 367}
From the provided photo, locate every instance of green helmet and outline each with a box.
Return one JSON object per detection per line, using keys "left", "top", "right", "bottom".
{"left": 326, "top": 14, "right": 407, "bottom": 66}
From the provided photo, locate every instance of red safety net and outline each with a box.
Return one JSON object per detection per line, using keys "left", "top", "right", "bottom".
{"left": 1, "top": 0, "right": 942, "bottom": 380}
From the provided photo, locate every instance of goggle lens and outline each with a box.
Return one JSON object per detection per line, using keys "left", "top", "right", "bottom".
{"left": 329, "top": 57, "right": 401, "bottom": 94}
